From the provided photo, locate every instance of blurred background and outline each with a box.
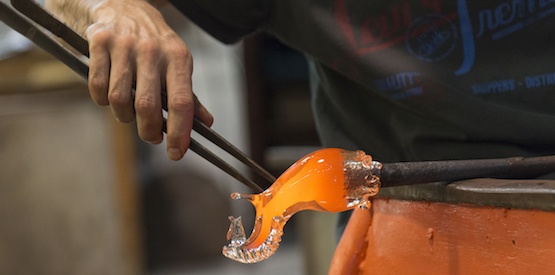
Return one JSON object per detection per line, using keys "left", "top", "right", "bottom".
{"left": 0, "top": 2, "right": 332, "bottom": 274}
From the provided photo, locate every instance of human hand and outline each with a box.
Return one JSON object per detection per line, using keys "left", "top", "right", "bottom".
{"left": 84, "top": 0, "right": 213, "bottom": 160}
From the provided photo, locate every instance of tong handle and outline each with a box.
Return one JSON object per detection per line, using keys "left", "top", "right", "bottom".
{"left": 11, "top": 0, "right": 89, "bottom": 56}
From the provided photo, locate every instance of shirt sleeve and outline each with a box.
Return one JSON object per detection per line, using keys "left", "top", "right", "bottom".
{"left": 168, "top": 0, "right": 272, "bottom": 44}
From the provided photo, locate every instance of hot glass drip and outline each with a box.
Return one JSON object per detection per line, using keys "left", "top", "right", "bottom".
{"left": 222, "top": 148, "right": 382, "bottom": 263}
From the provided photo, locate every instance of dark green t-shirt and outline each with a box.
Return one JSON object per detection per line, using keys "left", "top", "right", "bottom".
{"left": 170, "top": 0, "right": 555, "bottom": 163}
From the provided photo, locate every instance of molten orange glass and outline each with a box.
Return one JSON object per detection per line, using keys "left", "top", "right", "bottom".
{"left": 222, "top": 148, "right": 382, "bottom": 263}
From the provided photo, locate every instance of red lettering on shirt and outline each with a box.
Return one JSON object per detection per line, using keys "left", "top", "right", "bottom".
{"left": 334, "top": 0, "right": 453, "bottom": 55}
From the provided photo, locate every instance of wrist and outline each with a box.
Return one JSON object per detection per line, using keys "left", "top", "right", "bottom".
{"left": 45, "top": 0, "right": 100, "bottom": 35}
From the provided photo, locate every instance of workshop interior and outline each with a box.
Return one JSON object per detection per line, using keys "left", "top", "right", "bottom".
{"left": 0, "top": 1, "right": 318, "bottom": 274}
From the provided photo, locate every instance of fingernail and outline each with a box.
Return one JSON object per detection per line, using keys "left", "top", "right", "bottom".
{"left": 168, "top": 147, "right": 182, "bottom": 160}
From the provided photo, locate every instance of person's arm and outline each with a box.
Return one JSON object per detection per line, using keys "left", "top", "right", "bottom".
{"left": 45, "top": 0, "right": 213, "bottom": 161}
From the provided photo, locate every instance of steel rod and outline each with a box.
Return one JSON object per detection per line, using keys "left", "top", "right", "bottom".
{"left": 380, "top": 155, "right": 555, "bottom": 187}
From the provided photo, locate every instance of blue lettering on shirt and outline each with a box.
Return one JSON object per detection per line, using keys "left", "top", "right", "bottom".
{"left": 457, "top": 0, "right": 555, "bottom": 75}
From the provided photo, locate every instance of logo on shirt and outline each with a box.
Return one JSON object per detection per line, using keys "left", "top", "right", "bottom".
{"left": 335, "top": 0, "right": 555, "bottom": 76}
{"left": 405, "top": 14, "right": 458, "bottom": 62}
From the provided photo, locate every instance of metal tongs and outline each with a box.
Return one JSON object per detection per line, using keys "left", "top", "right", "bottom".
{"left": 2, "top": 1, "right": 555, "bottom": 191}
{"left": 0, "top": 0, "right": 274, "bottom": 192}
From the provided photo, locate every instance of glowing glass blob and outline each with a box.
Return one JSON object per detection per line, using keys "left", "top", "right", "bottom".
{"left": 222, "top": 148, "right": 382, "bottom": 263}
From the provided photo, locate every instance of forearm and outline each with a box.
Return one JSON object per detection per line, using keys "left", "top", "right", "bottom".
{"left": 44, "top": 0, "right": 169, "bottom": 35}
